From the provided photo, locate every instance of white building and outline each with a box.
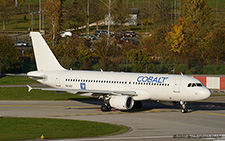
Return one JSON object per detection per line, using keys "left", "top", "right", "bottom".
{"left": 104, "top": 8, "right": 139, "bottom": 26}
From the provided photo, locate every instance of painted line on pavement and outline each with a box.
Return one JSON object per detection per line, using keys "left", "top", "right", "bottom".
{"left": 196, "top": 111, "right": 225, "bottom": 117}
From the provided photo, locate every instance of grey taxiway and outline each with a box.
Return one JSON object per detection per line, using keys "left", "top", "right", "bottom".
{"left": 0, "top": 96, "right": 225, "bottom": 141}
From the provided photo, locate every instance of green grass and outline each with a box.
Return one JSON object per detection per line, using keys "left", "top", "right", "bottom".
{"left": 0, "top": 76, "right": 38, "bottom": 85}
{"left": 0, "top": 87, "right": 95, "bottom": 100}
{"left": 0, "top": 117, "right": 128, "bottom": 141}
{"left": 0, "top": 76, "right": 94, "bottom": 100}
{"left": 211, "top": 94, "right": 225, "bottom": 97}
{"left": 0, "top": 13, "right": 50, "bottom": 31}
{"left": 0, "top": 0, "right": 223, "bottom": 32}
{"left": 17, "top": 0, "right": 225, "bottom": 8}
{"left": 207, "top": 0, "right": 225, "bottom": 8}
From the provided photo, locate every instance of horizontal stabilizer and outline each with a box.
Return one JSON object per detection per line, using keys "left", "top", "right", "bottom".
{"left": 6, "top": 73, "right": 45, "bottom": 79}
{"left": 27, "top": 85, "right": 33, "bottom": 92}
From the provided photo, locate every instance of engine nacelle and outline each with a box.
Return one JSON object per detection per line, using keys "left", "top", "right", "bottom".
{"left": 109, "top": 96, "right": 134, "bottom": 110}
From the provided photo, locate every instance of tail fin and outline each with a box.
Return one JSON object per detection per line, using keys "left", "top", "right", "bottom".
{"left": 30, "top": 32, "right": 64, "bottom": 71}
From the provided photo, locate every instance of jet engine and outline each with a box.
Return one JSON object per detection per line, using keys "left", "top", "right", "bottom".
{"left": 109, "top": 96, "right": 134, "bottom": 110}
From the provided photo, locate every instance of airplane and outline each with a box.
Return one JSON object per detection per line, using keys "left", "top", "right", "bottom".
{"left": 27, "top": 32, "right": 211, "bottom": 113}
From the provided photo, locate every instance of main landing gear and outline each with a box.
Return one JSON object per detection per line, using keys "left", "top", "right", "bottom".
{"left": 180, "top": 101, "right": 188, "bottom": 113}
{"left": 101, "top": 104, "right": 111, "bottom": 112}
{"left": 101, "top": 97, "right": 111, "bottom": 112}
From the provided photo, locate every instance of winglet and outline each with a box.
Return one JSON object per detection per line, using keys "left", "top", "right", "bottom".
{"left": 179, "top": 72, "right": 184, "bottom": 76}
{"left": 27, "top": 85, "right": 33, "bottom": 92}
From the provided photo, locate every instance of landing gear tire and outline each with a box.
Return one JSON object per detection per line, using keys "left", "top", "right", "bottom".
{"left": 101, "top": 104, "right": 111, "bottom": 112}
{"left": 181, "top": 108, "right": 188, "bottom": 113}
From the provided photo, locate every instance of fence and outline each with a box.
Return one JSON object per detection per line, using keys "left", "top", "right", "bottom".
{"left": 194, "top": 75, "right": 225, "bottom": 90}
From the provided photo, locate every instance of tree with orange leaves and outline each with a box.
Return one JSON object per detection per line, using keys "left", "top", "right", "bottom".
{"left": 165, "top": 16, "right": 202, "bottom": 70}
{"left": 166, "top": 17, "right": 199, "bottom": 54}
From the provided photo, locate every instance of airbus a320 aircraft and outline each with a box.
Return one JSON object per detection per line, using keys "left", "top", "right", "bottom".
{"left": 27, "top": 32, "right": 211, "bottom": 113}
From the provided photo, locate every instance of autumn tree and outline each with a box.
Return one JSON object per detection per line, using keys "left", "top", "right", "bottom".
{"left": 77, "top": 41, "right": 94, "bottom": 70}
{"left": 65, "top": 0, "right": 106, "bottom": 31}
{"left": 91, "top": 37, "right": 110, "bottom": 70}
{"left": 127, "top": 48, "right": 151, "bottom": 73}
{"left": 166, "top": 17, "right": 200, "bottom": 67}
{"left": 204, "top": 22, "right": 225, "bottom": 65}
{"left": 111, "top": 0, "right": 130, "bottom": 27}
{"left": 15, "top": 0, "right": 25, "bottom": 7}
{"left": 152, "top": 0, "right": 173, "bottom": 25}
{"left": 90, "top": 1, "right": 106, "bottom": 30}
{"left": 141, "top": 25, "right": 169, "bottom": 56}
{"left": 166, "top": 18, "right": 186, "bottom": 54}
{"left": 181, "top": 0, "right": 213, "bottom": 34}
{"left": 0, "top": 35, "right": 18, "bottom": 76}
{"left": 170, "top": 0, "right": 215, "bottom": 72}
{"left": 0, "top": 0, "right": 15, "bottom": 30}
{"left": 44, "top": 0, "right": 62, "bottom": 40}
{"left": 53, "top": 38, "right": 78, "bottom": 69}
{"left": 64, "top": 0, "right": 86, "bottom": 30}
{"left": 139, "top": 25, "right": 171, "bottom": 73}
{"left": 46, "top": 34, "right": 94, "bottom": 70}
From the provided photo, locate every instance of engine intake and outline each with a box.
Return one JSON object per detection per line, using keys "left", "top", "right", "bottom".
{"left": 109, "top": 96, "right": 134, "bottom": 110}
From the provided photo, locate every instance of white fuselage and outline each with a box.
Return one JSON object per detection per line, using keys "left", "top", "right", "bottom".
{"left": 28, "top": 70, "right": 211, "bottom": 102}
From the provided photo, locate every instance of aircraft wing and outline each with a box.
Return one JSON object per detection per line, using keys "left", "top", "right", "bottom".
{"left": 27, "top": 85, "right": 137, "bottom": 97}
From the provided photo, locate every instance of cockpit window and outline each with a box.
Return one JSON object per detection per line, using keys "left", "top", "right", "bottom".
{"left": 196, "top": 83, "right": 203, "bottom": 87}
{"left": 187, "top": 83, "right": 203, "bottom": 87}
{"left": 192, "top": 83, "right": 196, "bottom": 87}
{"left": 188, "top": 83, "right": 192, "bottom": 87}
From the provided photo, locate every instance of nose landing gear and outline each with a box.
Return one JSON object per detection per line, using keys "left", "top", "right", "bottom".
{"left": 180, "top": 101, "right": 188, "bottom": 113}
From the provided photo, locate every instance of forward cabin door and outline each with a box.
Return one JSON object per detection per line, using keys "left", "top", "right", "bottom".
{"left": 174, "top": 78, "right": 181, "bottom": 93}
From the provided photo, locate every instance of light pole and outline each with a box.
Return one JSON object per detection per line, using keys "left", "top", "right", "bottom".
{"left": 15, "top": 0, "right": 18, "bottom": 7}
{"left": 100, "top": 0, "right": 116, "bottom": 45}
{"left": 108, "top": 0, "right": 111, "bottom": 38}
{"left": 86, "top": 0, "right": 90, "bottom": 39}
{"left": 39, "top": 0, "right": 42, "bottom": 31}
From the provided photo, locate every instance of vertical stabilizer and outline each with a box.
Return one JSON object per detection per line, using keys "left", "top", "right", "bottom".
{"left": 30, "top": 32, "right": 64, "bottom": 71}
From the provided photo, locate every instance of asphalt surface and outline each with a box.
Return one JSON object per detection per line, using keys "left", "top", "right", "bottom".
{"left": 0, "top": 96, "right": 225, "bottom": 141}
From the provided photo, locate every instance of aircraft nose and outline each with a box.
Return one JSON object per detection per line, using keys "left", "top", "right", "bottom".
{"left": 198, "top": 88, "right": 211, "bottom": 100}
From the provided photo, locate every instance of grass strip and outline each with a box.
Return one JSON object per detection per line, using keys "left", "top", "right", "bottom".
{"left": 211, "top": 94, "right": 225, "bottom": 97}
{"left": 0, "top": 117, "right": 128, "bottom": 141}
{"left": 0, "top": 87, "right": 96, "bottom": 100}
{"left": 0, "top": 76, "right": 38, "bottom": 85}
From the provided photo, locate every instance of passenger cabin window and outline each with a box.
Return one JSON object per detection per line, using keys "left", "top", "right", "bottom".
{"left": 65, "top": 77, "right": 172, "bottom": 87}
